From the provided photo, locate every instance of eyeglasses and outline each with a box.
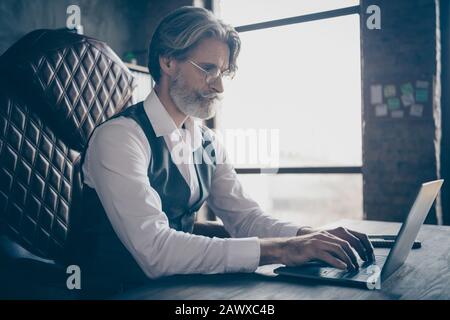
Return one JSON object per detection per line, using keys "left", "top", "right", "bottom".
{"left": 188, "top": 60, "right": 234, "bottom": 84}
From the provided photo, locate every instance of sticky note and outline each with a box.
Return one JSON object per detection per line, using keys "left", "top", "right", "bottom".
{"left": 416, "top": 89, "right": 428, "bottom": 102}
{"left": 375, "top": 104, "right": 388, "bottom": 117}
{"left": 384, "top": 85, "right": 396, "bottom": 98}
{"left": 416, "top": 80, "right": 429, "bottom": 89}
{"left": 387, "top": 97, "right": 401, "bottom": 110}
{"left": 391, "top": 110, "right": 404, "bottom": 118}
{"left": 401, "top": 93, "right": 415, "bottom": 107}
{"left": 401, "top": 83, "right": 414, "bottom": 95}
{"left": 370, "top": 85, "right": 383, "bottom": 104}
{"left": 410, "top": 104, "right": 424, "bottom": 117}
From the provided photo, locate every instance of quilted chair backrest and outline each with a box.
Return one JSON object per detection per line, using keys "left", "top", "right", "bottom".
{"left": 0, "top": 29, "right": 136, "bottom": 261}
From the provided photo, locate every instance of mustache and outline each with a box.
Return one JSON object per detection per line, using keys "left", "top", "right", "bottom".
{"left": 199, "top": 91, "right": 223, "bottom": 100}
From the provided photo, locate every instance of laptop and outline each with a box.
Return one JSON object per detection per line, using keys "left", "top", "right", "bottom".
{"left": 274, "top": 179, "right": 444, "bottom": 290}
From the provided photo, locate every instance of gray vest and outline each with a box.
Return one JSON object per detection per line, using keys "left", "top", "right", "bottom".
{"left": 68, "top": 101, "right": 216, "bottom": 289}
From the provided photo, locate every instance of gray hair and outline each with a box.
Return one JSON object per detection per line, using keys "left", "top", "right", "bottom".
{"left": 148, "top": 6, "right": 241, "bottom": 83}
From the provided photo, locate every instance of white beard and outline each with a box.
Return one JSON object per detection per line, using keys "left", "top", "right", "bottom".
{"left": 169, "top": 71, "right": 222, "bottom": 120}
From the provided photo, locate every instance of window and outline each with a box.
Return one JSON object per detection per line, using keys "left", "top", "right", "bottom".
{"left": 214, "top": 0, "right": 363, "bottom": 227}
{"left": 237, "top": 174, "right": 362, "bottom": 227}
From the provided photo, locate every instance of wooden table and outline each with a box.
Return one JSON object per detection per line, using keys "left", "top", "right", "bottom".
{"left": 116, "top": 219, "right": 450, "bottom": 300}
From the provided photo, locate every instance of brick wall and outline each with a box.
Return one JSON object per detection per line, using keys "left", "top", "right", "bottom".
{"left": 361, "top": 0, "right": 442, "bottom": 223}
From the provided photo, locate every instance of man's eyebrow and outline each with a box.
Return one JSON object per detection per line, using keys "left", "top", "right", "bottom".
{"left": 198, "top": 62, "right": 229, "bottom": 71}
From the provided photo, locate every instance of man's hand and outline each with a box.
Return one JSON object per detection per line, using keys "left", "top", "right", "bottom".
{"left": 259, "top": 227, "right": 375, "bottom": 271}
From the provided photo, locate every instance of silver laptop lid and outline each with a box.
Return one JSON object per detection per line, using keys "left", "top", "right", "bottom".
{"left": 381, "top": 180, "right": 444, "bottom": 281}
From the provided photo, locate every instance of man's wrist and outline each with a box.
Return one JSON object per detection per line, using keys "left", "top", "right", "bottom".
{"left": 259, "top": 238, "right": 286, "bottom": 265}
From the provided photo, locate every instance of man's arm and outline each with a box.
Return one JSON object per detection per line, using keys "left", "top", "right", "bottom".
{"left": 83, "top": 120, "right": 260, "bottom": 279}
{"left": 193, "top": 221, "right": 231, "bottom": 238}
{"left": 205, "top": 131, "right": 375, "bottom": 268}
{"left": 192, "top": 221, "right": 311, "bottom": 238}
{"left": 206, "top": 133, "right": 304, "bottom": 239}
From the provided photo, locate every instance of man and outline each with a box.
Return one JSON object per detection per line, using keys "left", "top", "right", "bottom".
{"left": 72, "top": 6, "right": 374, "bottom": 288}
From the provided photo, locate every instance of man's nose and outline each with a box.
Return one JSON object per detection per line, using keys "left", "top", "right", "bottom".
{"left": 210, "top": 76, "right": 224, "bottom": 94}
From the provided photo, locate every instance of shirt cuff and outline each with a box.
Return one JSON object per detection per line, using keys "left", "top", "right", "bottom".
{"left": 224, "top": 237, "right": 260, "bottom": 273}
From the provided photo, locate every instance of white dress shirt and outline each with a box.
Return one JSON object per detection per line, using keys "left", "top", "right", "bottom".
{"left": 82, "top": 90, "right": 302, "bottom": 279}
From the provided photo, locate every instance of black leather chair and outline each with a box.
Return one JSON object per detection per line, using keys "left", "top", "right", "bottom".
{"left": 0, "top": 29, "right": 136, "bottom": 299}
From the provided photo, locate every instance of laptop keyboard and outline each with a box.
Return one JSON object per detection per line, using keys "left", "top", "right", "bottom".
{"left": 320, "top": 255, "right": 387, "bottom": 279}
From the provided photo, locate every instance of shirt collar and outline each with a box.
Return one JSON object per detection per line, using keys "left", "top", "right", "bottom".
{"left": 143, "top": 90, "right": 203, "bottom": 151}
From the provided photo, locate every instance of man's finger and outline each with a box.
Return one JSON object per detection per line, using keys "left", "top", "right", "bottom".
{"left": 318, "top": 232, "right": 359, "bottom": 269}
{"left": 327, "top": 228, "right": 369, "bottom": 261}
{"left": 348, "top": 229, "right": 376, "bottom": 262}
{"left": 320, "top": 240, "right": 357, "bottom": 271}
{"left": 316, "top": 251, "right": 348, "bottom": 270}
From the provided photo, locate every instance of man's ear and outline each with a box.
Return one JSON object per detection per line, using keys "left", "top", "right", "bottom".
{"left": 159, "top": 55, "right": 177, "bottom": 78}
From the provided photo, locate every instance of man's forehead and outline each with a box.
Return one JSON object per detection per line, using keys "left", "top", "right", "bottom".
{"left": 189, "top": 38, "right": 230, "bottom": 69}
